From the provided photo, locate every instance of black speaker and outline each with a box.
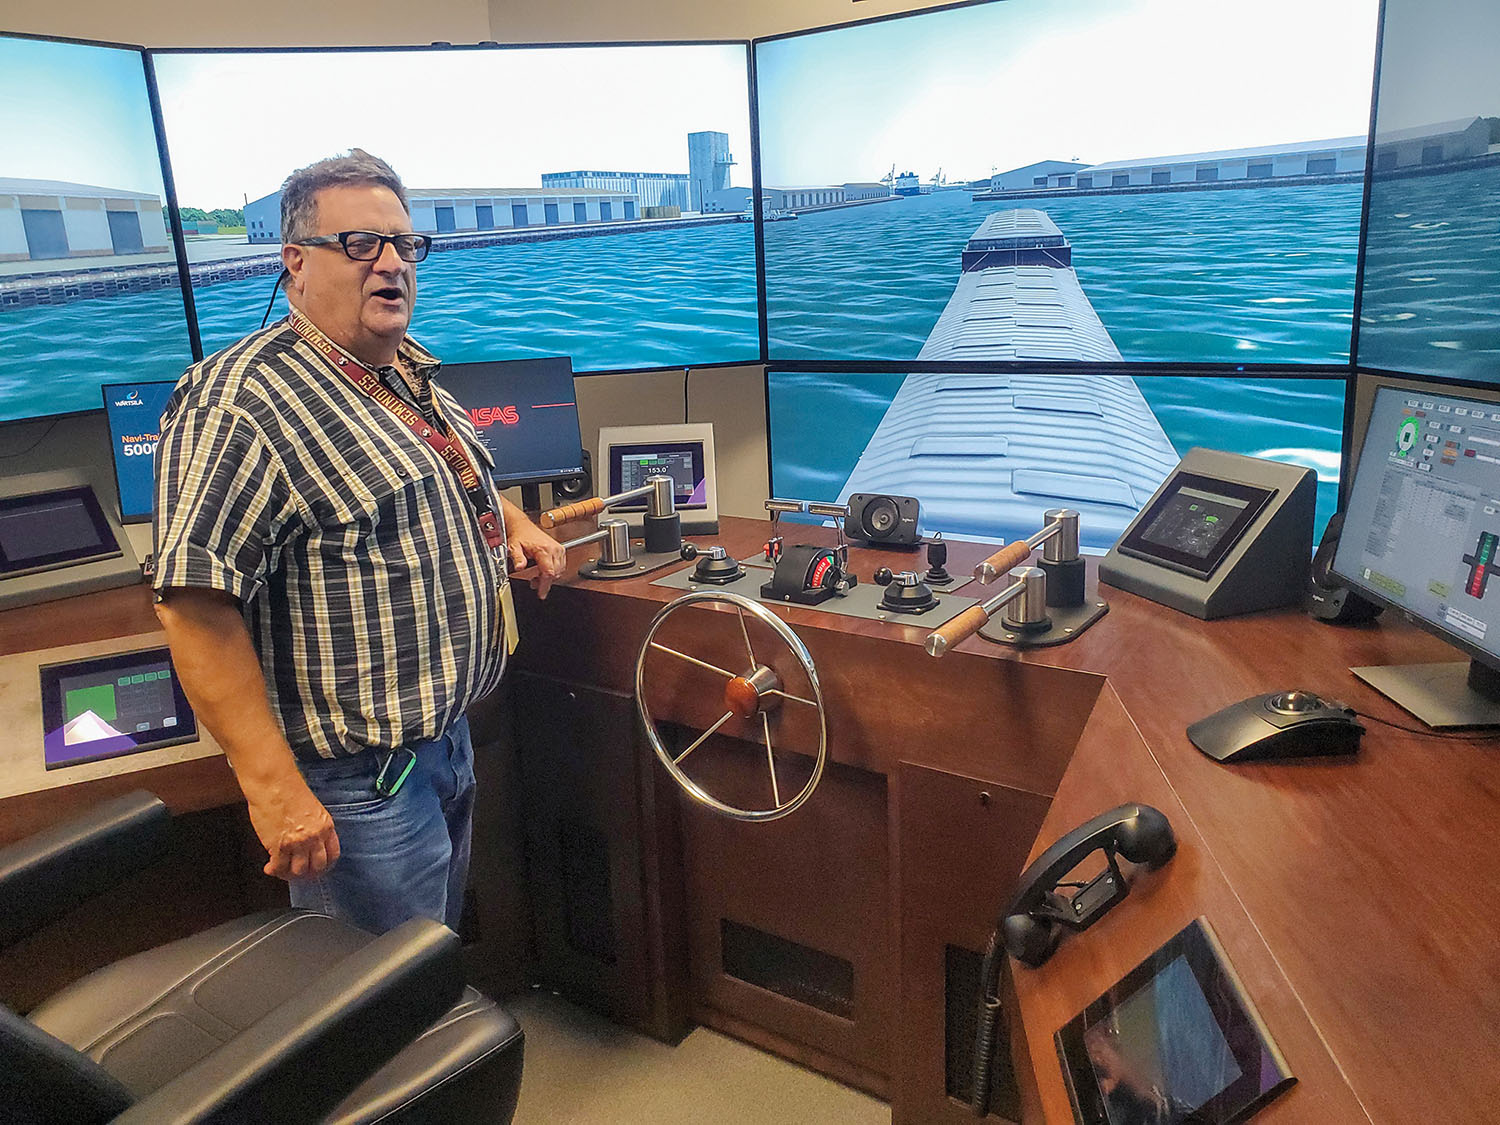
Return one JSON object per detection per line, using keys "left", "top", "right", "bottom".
{"left": 551, "top": 450, "right": 592, "bottom": 505}
{"left": 1309, "top": 511, "right": 1383, "bottom": 624}
{"left": 844, "top": 493, "right": 921, "bottom": 546}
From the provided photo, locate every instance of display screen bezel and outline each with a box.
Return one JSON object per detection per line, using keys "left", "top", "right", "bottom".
{"left": 1116, "top": 471, "right": 1277, "bottom": 579}
{"left": 39, "top": 645, "right": 199, "bottom": 769}
{"left": 1055, "top": 917, "right": 1295, "bottom": 1125}
{"left": 0, "top": 485, "right": 122, "bottom": 579}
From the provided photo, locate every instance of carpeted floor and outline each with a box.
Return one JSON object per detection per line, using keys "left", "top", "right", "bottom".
{"left": 508, "top": 988, "right": 891, "bottom": 1124}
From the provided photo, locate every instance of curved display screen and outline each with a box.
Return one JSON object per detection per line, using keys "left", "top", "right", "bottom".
{"left": 0, "top": 35, "right": 193, "bottom": 423}
{"left": 755, "top": 0, "right": 1378, "bottom": 366}
{"left": 152, "top": 44, "right": 757, "bottom": 373}
{"left": 1356, "top": 0, "right": 1500, "bottom": 379}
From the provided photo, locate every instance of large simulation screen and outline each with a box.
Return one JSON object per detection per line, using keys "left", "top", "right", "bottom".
{"left": 0, "top": 35, "right": 193, "bottom": 423}
{"left": 151, "top": 44, "right": 757, "bottom": 373}
{"left": 754, "top": 0, "right": 1379, "bottom": 365}
{"left": 1356, "top": 0, "right": 1500, "bottom": 380}
{"left": 770, "top": 372, "right": 1344, "bottom": 552}
{"left": 1334, "top": 385, "right": 1500, "bottom": 660}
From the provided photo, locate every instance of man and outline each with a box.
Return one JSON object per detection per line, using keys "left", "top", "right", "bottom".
{"left": 153, "top": 149, "right": 565, "bottom": 935}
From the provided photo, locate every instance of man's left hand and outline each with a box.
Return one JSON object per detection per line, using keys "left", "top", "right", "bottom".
{"left": 507, "top": 520, "right": 567, "bottom": 598}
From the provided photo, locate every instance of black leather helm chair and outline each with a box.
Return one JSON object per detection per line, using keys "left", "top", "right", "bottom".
{"left": 0, "top": 791, "right": 524, "bottom": 1124}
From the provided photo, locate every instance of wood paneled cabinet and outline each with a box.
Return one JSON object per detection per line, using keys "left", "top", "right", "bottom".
{"left": 892, "top": 761, "right": 1056, "bottom": 1124}
{"left": 511, "top": 671, "right": 689, "bottom": 1042}
{"left": 508, "top": 674, "right": 1075, "bottom": 1122}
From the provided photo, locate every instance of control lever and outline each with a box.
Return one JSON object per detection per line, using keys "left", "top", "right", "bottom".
{"left": 924, "top": 533, "right": 952, "bottom": 585}
{"left": 974, "top": 509, "right": 1084, "bottom": 607}
{"left": 926, "top": 566, "right": 1048, "bottom": 657}
{"left": 542, "top": 474, "right": 683, "bottom": 554}
{"left": 561, "top": 518, "right": 636, "bottom": 571}
{"left": 874, "top": 568, "right": 938, "bottom": 614}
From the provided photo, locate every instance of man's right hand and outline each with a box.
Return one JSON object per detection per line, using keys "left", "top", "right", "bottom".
{"left": 244, "top": 773, "right": 342, "bottom": 880}
{"left": 155, "top": 587, "right": 341, "bottom": 883}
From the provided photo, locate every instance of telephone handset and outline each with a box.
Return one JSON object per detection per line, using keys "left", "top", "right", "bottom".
{"left": 968, "top": 803, "right": 1178, "bottom": 1116}
{"left": 1003, "top": 802, "right": 1176, "bottom": 968}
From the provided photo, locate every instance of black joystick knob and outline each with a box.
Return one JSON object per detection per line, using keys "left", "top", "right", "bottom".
{"left": 924, "top": 535, "right": 952, "bottom": 585}
{"left": 878, "top": 570, "right": 938, "bottom": 614}
{"left": 692, "top": 544, "right": 744, "bottom": 585}
{"left": 680, "top": 543, "right": 699, "bottom": 560}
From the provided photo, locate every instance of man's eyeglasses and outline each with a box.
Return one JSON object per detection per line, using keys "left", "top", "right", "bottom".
{"left": 296, "top": 230, "right": 432, "bottom": 263}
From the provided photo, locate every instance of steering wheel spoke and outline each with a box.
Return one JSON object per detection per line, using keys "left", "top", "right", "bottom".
{"left": 761, "top": 712, "right": 782, "bottom": 808}
{"left": 636, "top": 591, "right": 827, "bottom": 822}
{"left": 648, "top": 641, "right": 736, "bottom": 680}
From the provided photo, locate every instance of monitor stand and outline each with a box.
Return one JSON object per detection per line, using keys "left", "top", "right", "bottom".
{"left": 519, "top": 483, "right": 542, "bottom": 515}
{"left": 1350, "top": 659, "right": 1500, "bottom": 728}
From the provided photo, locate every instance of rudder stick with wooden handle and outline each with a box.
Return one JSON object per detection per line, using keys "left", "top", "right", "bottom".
{"left": 540, "top": 497, "right": 605, "bottom": 530}
{"left": 974, "top": 541, "right": 1032, "bottom": 584}
{"left": 925, "top": 604, "right": 990, "bottom": 658}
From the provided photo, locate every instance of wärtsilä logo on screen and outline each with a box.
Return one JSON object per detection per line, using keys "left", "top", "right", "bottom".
{"left": 113, "top": 390, "right": 146, "bottom": 408}
{"left": 468, "top": 405, "right": 520, "bottom": 428}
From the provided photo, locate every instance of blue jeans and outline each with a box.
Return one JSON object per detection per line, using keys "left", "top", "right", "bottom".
{"left": 289, "top": 716, "right": 475, "bottom": 935}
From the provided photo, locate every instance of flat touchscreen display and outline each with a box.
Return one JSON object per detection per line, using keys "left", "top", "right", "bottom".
{"left": 1117, "top": 473, "right": 1275, "bottom": 579}
{"left": 609, "top": 441, "right": 708, "bottom": 510}
{"left": 40, "top": 647, "right": 197, "bottom": 769}
{"left": 1056, "top": 918, "right": 1293, "bottom": 1125}
{"left": 1082, "top": 955, "right": 1242, "bottom": 1122}
{"left": 0, "top": 486, "right": 120, "bottom": 578}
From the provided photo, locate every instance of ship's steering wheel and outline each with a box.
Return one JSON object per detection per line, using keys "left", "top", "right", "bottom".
{"left": 634, "top": 591, "right": 827, "bottom": 822}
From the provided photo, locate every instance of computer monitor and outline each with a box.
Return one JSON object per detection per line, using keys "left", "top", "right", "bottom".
{"left": 598, "top": 423, "right": 719, "bottom": 535}
{"left": 436, "top": 356, "right": 585, "bottom": 509}
{"left": 1332, "top": 383, "right": 1500, "bottom": 726}
{"left": 102, "top": 380, "right": 177, "bottom": 523}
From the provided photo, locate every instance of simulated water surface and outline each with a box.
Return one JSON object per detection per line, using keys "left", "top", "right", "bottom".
{"left": 769, "top": 372, "right": 1345, "bottom": 546}
{"left": 763, "top": 185, "right": 1364, "bottom": 364}
{"left": 1359, "top": 164, "right": 1500, "bottom": 379}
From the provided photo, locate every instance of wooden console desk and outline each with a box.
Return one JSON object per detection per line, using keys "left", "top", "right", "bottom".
{"left": 4, "top": 517, "right": 1494, "bottom": 1122}
{"left": 513, "top": 515, "right": 1499, "bottom": 1124}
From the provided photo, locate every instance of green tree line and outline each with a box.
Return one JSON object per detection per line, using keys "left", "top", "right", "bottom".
{"left": 176, "top": 206, "right": 245, "bottom": 226}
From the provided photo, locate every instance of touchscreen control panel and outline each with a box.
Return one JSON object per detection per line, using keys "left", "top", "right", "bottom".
{"left": 1099, "top": 449, "right": 1315, "bottom": 619}
{"left": 40, "top": 646, "right": 197, "bottom": 769}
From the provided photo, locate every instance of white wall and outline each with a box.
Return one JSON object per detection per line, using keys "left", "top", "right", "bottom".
{"left": 62, "top": 201, "right": 112, "bottom": 254}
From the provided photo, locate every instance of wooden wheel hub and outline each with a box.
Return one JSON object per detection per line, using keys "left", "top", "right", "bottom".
{"left": 724, "top": 666, "right": 781, "bottom": 720}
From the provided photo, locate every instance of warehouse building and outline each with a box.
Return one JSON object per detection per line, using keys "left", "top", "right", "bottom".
{"left": 244, "top": 186, "right": 642, "bottom": 243}
{"left": 987, "top": 160, "right": 1089, "bottom": 192}
{"left": 1371, "top": 116, "right": 1498, "bottom": 171}
{"left": 0, "top": 178, "right": 170, "bottom": 262}
{"left": 1065, "top": 136, "right": 1367, "bottom": 189}
{"left": 541, "top": 170, "right": 688, "bottom": 210}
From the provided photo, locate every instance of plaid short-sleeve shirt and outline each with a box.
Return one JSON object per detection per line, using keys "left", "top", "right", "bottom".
{"left": 152, "top": 317, "right": 508, "bottom": 761}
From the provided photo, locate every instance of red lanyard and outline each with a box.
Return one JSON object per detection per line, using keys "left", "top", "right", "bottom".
{"left": 288, "top": 310, "right": 505, "bottom": 552}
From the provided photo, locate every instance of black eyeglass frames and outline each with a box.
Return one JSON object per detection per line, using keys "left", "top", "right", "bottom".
{"left": 296, "top": 230, "right": 432, "bottom": 263}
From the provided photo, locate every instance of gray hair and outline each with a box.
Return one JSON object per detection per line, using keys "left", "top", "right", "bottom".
{"left": 279, "top": 149, "right": 409, "bottom": 246}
